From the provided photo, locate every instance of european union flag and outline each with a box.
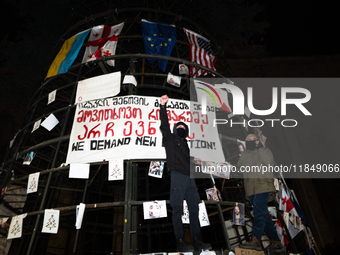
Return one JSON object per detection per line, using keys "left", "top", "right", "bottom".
{"left": 141, "top": 19, "right": 176, "bottom": 72}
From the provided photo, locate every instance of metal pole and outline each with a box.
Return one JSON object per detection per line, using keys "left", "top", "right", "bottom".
{"left": 73, "top": 179, "right": 89, "bottom": 254}
{"left": 123, "top": 160, "right": 132, "bottom": 254}
{"left": 26, "top": 171, "right": 53, "bottom": 255}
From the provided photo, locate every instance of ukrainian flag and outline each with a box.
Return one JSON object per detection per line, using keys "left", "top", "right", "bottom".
{"left": 45, "top": 29, "right": 90, "bottom": 79}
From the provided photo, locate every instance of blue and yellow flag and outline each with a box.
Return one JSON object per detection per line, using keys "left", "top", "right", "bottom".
{"left": 45, "top": 29, "right": 91, "bottom": 79}
{"left": 141, "top": 19, "right": 176, "bottom": 72}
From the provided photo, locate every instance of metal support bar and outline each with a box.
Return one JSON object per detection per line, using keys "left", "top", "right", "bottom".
{"left": 123, "top": 160, "right": 133, "bottom": 254}
{"left": 73, "top": 179, "right": 89, "bottom": 254}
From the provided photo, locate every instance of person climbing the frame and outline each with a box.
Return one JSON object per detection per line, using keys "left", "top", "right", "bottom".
{"left": 159, "top": 95, "right": 212, "bottom": 252}
{"left": 237, "top": 134, "right": 283, "bottom": 252}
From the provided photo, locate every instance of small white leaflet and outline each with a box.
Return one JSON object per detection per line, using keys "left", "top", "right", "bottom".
{"left": 199, "top": 201, "right": 210, "bottom": 227}
{"left": 69, "top": 163, "right": 90, "bottom": 179}
{"left": 108, "top": 159, "right": 124, "bottom": 181}
{"left": 181, "top": 200, "right": 190, "bottom": 224}
{"left": 9, "top": 132, "right": 18, "bottom": 148}
{"left": 27, "top": 172, "right": 40, "bottom": 194}
{"left": 244, "top": 105, "right": 251, "bottom": 118}
{"left": 75, "top": 71, "right": 121, "bottom": 104}
{"left": 7, "top": 215, "right": 24, "bottom": 239}
{"left": 31, "top": 119, "right": 41, "bottom": 133}
{"left": 181, "top": 201, "right": 210, "bottom": 226}
{"left": 42, "top": 209, "right": 60, "bottom": 234}
{"left": 75, "top": 203, "right": 86, "bottom": 229}
{"left": 0, "top": 217, "right": 9, "bottom": 228}
{"left": 48, "top": 89, "right": 57, "bottom": 105}
{"left": 41, "top": 113, "right": 59, "bottom": 131}
{"left": 122, "top": 75, "right": 137, "bottom": 86}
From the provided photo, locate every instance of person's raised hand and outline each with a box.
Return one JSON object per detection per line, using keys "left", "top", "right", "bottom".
{"left": 160, "top": 95, "right": 169, "bottom": 105}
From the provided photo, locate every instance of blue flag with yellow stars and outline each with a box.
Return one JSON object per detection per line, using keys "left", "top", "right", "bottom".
{"left": 141, "top": 19, "right": 176, "bottom": 72}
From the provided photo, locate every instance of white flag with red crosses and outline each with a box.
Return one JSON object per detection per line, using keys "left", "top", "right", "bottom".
{"left": 82, "top": 22, "right": 124, "bottom": 66}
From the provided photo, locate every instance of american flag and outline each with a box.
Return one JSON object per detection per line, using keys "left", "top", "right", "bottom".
{"left": 82, "top": 22, "right": 124, "bottom": 66}
{"left": 184, "top": 28, "right": 216, "bottom": 77}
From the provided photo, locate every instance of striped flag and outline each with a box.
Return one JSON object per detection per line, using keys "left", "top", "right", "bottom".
{"left": 82, "top": 22, "right": 124, "bottom": 66}
{"left": 183, "top": 28, "right": 216, "bottom": 78}
{"left": 45, "top": 29, "right": 91, "bottom": 79}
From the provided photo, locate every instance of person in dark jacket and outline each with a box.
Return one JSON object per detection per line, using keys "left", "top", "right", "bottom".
{"left": 237, "top": 134, "right": 283, "bottom": 252}
{"left": 159, "top": 95, "right": 211, "bottom": 252}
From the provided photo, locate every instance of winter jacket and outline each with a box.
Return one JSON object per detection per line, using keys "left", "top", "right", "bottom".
{"left": 160, "top": 104, "right": 191, "bottom": 176}
{"left": 237, "top": 147, "right": 276, "bottom": 199}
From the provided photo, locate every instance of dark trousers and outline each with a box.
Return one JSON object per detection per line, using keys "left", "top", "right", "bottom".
{"left": 249, "top": 192, "right": 280, "bottom": 241}
{"left": 170, "top": 170, "right": 201, "bottom": 239}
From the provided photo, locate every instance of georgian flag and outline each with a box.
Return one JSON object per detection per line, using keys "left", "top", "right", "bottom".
{"left": 82, "top": 22, "right": 124, "bottom": 66}
{"left": 276, "top": 218, "right": 289, "bottom": 247}
{"left": 277, "top": 187, "right": 301, "bottom": 246}
{"left": 280, "top": 188, "right": 296, "bottom": 215}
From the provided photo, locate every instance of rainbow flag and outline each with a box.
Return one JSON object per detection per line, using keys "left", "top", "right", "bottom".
{"left": 45, "top": 29, "right": 90, "bottom": 79}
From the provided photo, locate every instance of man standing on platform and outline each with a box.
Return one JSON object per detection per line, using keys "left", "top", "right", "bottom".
{"left": 159, "top": 95, "right": 211, "bottom": 252}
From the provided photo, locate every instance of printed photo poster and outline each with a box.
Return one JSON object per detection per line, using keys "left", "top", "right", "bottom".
{"left": 7, "top": 215, "right": 24, "bottom": 239}
{"left": 143, "top": 200, "right": 167, "bottom": 219}
{"left": 199, "top": 202, "right": 210, "bottom": 227}
{"left": 295, "top": 216, "right": 301, "bottom": 230}
{"left": 31, "top": 119, "right": 41, "bottom": 133}
{"left": 237, "top": 139, "right": 246, "bottom": 155}
{"left": 167, "top": 72, "right": 181, "bottom": 87}
{"left": 179, "top": 64, "right": 189, "bottom": 75}
{"left": 148, "top": 161, "right": 164, "bottom": 178}
{"left": 42, "top": 209, "right": 60, "bottom": 234}
{"left": 47, "top": 89, "right": 57, "bottom": 105}
{"left": 212, "top": 162, "right": 231, "bottom": 179}
{"left": 233, "top": 202, "right": 245, "bottom": 226}
{"left": 181, "top": 200, "right": 190, "bottom": 224}
{"left": 283, "top": 211, "right": 289, "bottom": 229}
{"left": 205, "top": 187, "right": 221, "bottom": 201}
{"left": 27, "top": 172, "right": 40, "bottom": 194}
{"left": 108, "top": 159, "right": 124, "bottom": 181}
{"left": 268, "top": 206, "right": 277, "bottom": 221}
{"left": 23, "top": 151, "right": 36, "bottom": 165}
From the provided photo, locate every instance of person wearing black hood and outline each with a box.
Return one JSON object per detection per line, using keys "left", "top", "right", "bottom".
{"left": 237, "top": 134, "right": 283, "bottom": 252}
{"left": 159, "top": 95, "right": 212, "bottom": 252}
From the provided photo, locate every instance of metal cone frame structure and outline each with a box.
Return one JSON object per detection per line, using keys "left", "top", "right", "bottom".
{"left": 1, "top": 2, "right": 258, "bottom": 255}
